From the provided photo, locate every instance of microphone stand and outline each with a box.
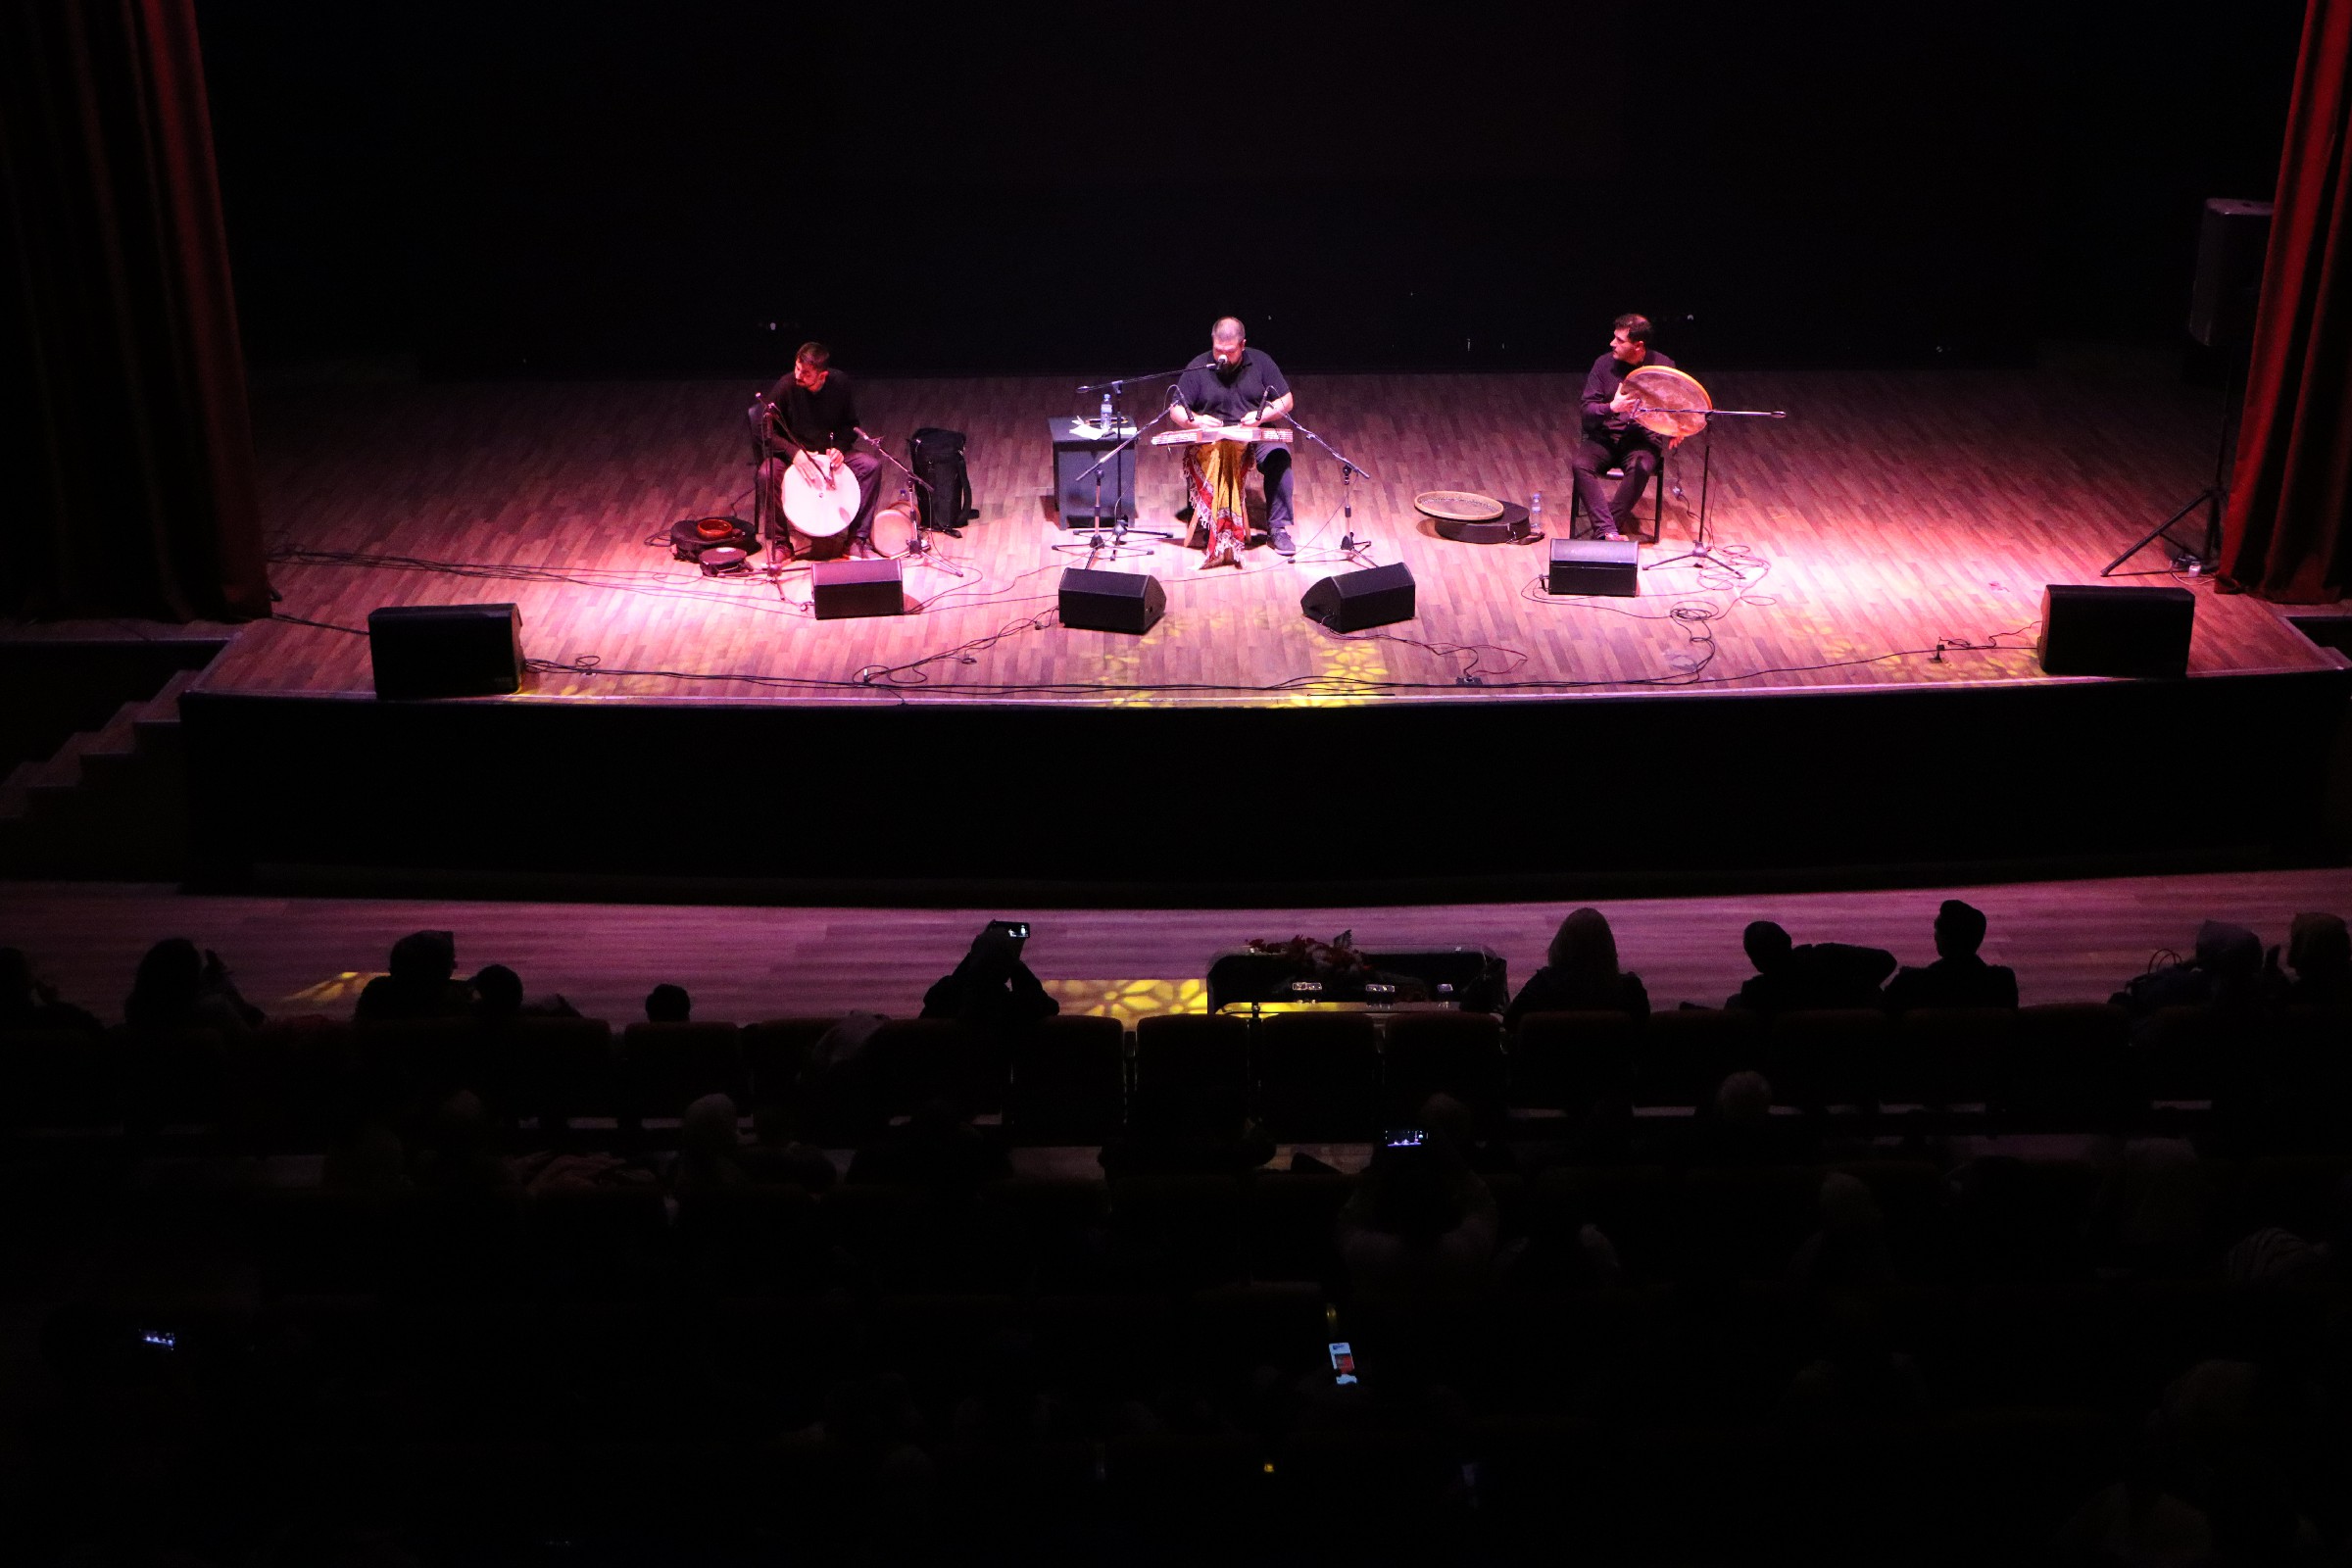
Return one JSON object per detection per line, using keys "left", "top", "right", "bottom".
{"left": 855, "top": 426, "right": 944, "bottom": 567}
{"left": 1642, "top": 405, "right": 1788, "bottom": 578}
{"left": 1286, "top": 416, "right": 1373, "bottom": 558}
{"left": 1055, "top": 403, "right": 1180, "bottom": 563}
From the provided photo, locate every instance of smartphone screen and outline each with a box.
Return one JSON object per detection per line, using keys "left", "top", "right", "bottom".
{"left": 1328, "top": 1341, "right": 1357, "bottom": 1385}
{"left": 990, "top": 920, "right": 1030, "bottom": 941}
{"left": 1382, "top": 1129, "right": 1426, "bottom": 1149}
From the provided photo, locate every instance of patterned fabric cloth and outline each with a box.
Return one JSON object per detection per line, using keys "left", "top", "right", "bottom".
{"left": 1184, "top": 438, "right": 1253, "bottom": 567}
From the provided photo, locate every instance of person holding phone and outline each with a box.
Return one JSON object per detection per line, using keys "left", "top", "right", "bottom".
{"left": 919, "top": 920, "right": 1058, "bottom": 1028}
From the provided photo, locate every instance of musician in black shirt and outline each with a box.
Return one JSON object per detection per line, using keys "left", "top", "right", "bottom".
{"left": 1574, "top": 314, "right": 1687, "bottom": 541}
{"left": 1168, "top": 318, "right": 1298, "bottom": 557}
{"left": 761, "top": 342, "right": 887, "bottom": 557}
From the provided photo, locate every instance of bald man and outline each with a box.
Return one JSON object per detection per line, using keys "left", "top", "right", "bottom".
{"left": 1168, "top": 317, "right": 1297, "bottom": 561}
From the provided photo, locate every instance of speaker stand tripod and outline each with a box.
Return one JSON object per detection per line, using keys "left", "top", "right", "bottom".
{"left": 2102, "top": 355, "right": 2244, "bottom": 577}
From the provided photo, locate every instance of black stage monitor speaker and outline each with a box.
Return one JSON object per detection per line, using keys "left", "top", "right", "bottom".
{"left": 1058, "top": 566, "right": 1165, "bottom": 634}
{"left": 2187, "top": 198, "right": 2273, "bottom": 349}
{"left": 812, "top": 560, "right": 906, "bottom": 619}
{"left": 2036, "top": 584, "right": 2195, "bottom": 677}
{"left": 1548, "top": 538, "right": 1642, "bottom": 597}
{"left": 367, "top": 603, "right": 523, "bottom": 700}
{"left": 1301, "top": 563, "right": 1416, "bottom": 632}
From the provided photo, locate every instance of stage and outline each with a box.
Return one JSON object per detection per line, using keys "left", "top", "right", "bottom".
{"left": 181, "top": 354, "right": 2350, "bottom": 895}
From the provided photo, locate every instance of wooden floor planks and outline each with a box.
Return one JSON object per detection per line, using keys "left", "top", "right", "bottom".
{"left": 210, "top": 356, "right": 2329, "bottom": 707}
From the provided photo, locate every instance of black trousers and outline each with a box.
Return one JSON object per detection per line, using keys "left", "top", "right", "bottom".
{"left": 1258, "top": 445, "right": 1294, "bottom": 533}
{"left": 1572, "top": 429, "right": 1662, "bottom": 534}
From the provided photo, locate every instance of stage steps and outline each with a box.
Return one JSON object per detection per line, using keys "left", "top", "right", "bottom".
{"left": 0, "top": 666, "right": 205, "bottom": 879}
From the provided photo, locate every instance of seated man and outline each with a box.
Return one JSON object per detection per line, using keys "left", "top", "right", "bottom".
{"left": 356, "top": 930, "right": 472, "bottom": 1022}
{"left": 920, "top": 921, "right": 1057, "bottom": 1029}
{"left": 1573, "top": 313, "right": 1686, "bottom": 541}
{"left": 1168, "top": 317, "right": 1297, "bottom": 564}
{"left": 1884, "top": 900, "right": 2020, "bottom": 1011}
{"left": 760, "top": 341, "right": 887, "bottom": 559}
{"left": 1726, "top": 920, "right": 1896, "bottom": 1015}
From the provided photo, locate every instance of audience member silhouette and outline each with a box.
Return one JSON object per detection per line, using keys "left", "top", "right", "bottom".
{"left": 122, "top": 937, "right": 264, "bottom": 1035}
{"left": 411, "top": 1090, "right": 514, "bottom": 1193}
{"left": 673, "top": 1093, "right": 750, "bottom": 1193}
{"left": 740, "top": 1099, "right": 839, "bottom": 1190}
{"left": 354, "top": 930, "right": 471, "bottom": 1022}
{"left": 1882, "top": 899, "right": 2019, "bottom": 1011}
{"left": 920, "top": 922, "right": 1057, "bottom": 1027}
{"left": 1503, "top": 907, "right": 1649, "bottom": 1028}
{"left": 1725, "top": 920, "right": 1895, "bottom": 1015}
{"left": 0, "top": 947, "right": 100, "bottom": 1033}
{"left": 2111, "top": 920, "right": 2264, "bottom": 1016}
{"left": 1777, "top": 1293, "right": 1929, "bottom": 1422}
{"left": 849, "top": 1096, "right": 1011, "bottom": 1191}
{"left": 1417, "top": 1091, "right": 1519, "bottom": 1176}
{"left": 1787, "top": 1172, "right": 1894, "bottom": 1290}
{"left": 470, "top": 962, "right": 579, "bottom": 1021}
{"left": 1691, "top": 1070, "right": 1816, "bottom": 1165}
{"left": 320, "top": 1122, "right": 411, "bottom": 1192}
{"left": 2224, "top": 1172, "right": 2352, "bottom": 1285}
{"left": 1336, "top": 1133, "right": 1499, "bottom": 1313}
{"left": 1098, "top": 1081, "right": 1274, "bottom": 1180}
{"left": 2265, "top": 911, "right": 2352, "bottom": 1008}
{"left": 646, "top": 983, "right": 692, "bottom": 1023}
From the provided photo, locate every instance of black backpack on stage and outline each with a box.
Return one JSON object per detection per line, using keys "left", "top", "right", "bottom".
{"left": 909, "top": 427, "right": 976, "bottom": 535}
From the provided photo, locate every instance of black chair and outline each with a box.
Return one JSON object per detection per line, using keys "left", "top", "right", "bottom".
{"left": 1567, "top": 443, "right": 1669, "bottom": 541}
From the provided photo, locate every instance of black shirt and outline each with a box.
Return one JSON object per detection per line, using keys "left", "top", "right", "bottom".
{"left": 1883, "top": 956, "right": 2020, "bottom": 1012}
{"left": 764, "top": 368, "right": 861, "bottom": 456}
{"left": 1580, "top": 348, "right": 1677, "bottom": 441}
{"left": 1170, "top": 349, "right": 1291, "bottom": 424}
{"left": 1502, "top": 966, "right": 1651, "bottom": 1030}
{"left": 1726, "top": 942, "right": 1896, "bottom": 1016}
{"left": 920, "top": 954, "right": 1058, "bottom": 1028}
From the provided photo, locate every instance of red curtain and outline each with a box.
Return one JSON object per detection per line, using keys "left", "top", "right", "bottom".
{"left": 2219, "top": 0, "right": 2352, "bottom": 602}
{"left": 0, "top": 0, "right": 270, "bottom": 620}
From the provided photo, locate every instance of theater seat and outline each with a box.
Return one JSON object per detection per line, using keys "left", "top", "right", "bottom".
{"left": 1641, "top": 1008, "right": 1763, "bottom": 1106}
{"left": 1004, "top": 1014, "right": 1126, "bottom": 1144}
{"left": 617, "top": 1020, "right": 747, "bottom": 1121}
{"left": 1383, "top": 1010, "right": 1505, "bottom": 1123}
{"left": 1509, "top": 1010, "right": 1638, "bottom": 1114}
{"left": 1255, "top": 1011, "right": 1380, "bottom": 1141}
{"left": 506, "top": 1016, "right": 618, "bottom": 1130}
{"left": 861, "top": 1016, "right": 1006, "bottom": 1117}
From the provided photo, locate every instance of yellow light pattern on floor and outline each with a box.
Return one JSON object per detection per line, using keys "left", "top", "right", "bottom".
{"left": 283, "top": 971, "right": 385, "bottom": 1004}
{"left": 1041, "top": 978, "right": 1208, "bottom": 1025}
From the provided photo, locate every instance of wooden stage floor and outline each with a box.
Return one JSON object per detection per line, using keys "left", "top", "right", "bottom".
{"left": 219, "top": 353, "right": 2332, "bottom": 708}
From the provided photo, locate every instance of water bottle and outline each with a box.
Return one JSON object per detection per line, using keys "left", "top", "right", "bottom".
{"left": 1529, "top": 490, "right": 1544, "bottom": 538}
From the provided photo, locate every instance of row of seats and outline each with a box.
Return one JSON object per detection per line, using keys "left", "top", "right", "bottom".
{"left": 68, "top": 1156, "right": 2352, "bottom": 1299}
{"left": 8, "top": 1002, "right": 2346, "bottom": 1148}
{"left": 24, "top": 1408, "right": 2129, "bottom": 1565}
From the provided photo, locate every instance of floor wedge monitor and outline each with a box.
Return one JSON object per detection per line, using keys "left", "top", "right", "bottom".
{"left": 1300, "top": 563, "right": 1416, "bottom": 632}
{"left": 1058, "top": 567, "right": 1166, "bottom": 634}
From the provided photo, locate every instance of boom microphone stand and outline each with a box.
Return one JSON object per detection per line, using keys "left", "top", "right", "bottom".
{"left": 854, "top": 425, "right": 945, "bottom": 567}
{"left": 1642, "top": 403, "right": 1788, "bottom": 578}
{"left": 1056, "top": 403, "right": 1180, "bottom": 563}
{"left": 1286, "top": 416, "right": 1374, "bottom": 557}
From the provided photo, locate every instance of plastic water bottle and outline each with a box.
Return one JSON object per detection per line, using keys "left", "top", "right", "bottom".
{"left": 1529, "top": 490, "right": 1543, "bottom": 538}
